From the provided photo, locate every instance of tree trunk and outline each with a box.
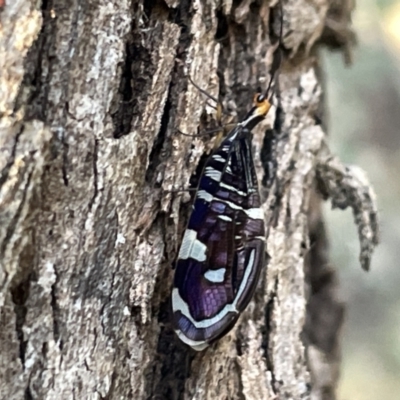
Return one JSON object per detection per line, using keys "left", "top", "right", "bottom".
{"left": 0, "top": 1, "right": 378, "bottom": 399}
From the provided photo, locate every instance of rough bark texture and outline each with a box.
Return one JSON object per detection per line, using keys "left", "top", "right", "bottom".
{"left": 0, "top": 1, "right": 378, "bottom": 400}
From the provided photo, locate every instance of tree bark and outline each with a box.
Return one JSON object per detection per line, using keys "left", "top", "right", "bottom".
{"left": 0, "top": 1, "right": 378, "bottom": 399}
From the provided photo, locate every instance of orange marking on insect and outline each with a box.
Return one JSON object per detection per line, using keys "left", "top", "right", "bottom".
{"left": 253, "top": 94, "right": 272, "bottom": 117}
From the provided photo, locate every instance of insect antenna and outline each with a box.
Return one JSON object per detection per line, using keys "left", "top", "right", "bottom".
{"left": 176, "top": 123, "right": 236, "bottom": 138}
{"left": 187, "top": 75, "right": 220, "bottom": 107}
{"left": 175, "top": 75, "right": 237, "bottom": 139}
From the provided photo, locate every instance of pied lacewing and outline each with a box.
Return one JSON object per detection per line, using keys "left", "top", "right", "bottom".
{"left": 171, "top": 8, "right": 283, "bottom": 351}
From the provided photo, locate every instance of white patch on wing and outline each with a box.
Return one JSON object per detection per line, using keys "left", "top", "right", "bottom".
{"left": 254, "top": 236, "right": 265, "bottom": 241}
{"left": 172, "top": 249, "right": 256, "bottom": 329}
{"left": 178, "top": 229, "right": 207, "bottom": 262}
{"left": 178, "top": 230, "right": 196, "bottom": 259}
{"left": 212, "top": 154, "right": 226, "bottom": 163}
{"left": 218, "top": 215, "right": 232, "bottom": 221}
{"left": 205, "top": 167, "right": 222, "bottom": 182}
{"left": 239, "top": 113, "right": 262, "bottom": 127}
{"left": 244, "top": 208, "right": 264, "bottom": 219}
{"left": 217, "top": 200, "right": 264, "bottom": 221}
{"left": 197, "top": 190, "right": 213, "bottom": 202}
{"left": 235, "top": 248, "right": 256, "bottom": 302}
{"left": 221, "top": 200, "right": 243, "bottom": 211}
{"left": 227, "top": 127, "right": 240, "bottom": 141}
{"left": 220, "top": 182, "right": 247, "bottom": 196}
{"left": 174, "top": 329, "right": 209, "bottom": 351}
{"left": 172, "top": 288, "right": 237, "bottom": 329}
{"left": 190, "top": 239, "right": 207, "bottom": 262}
{"left": 204, "top": 268, "right": 226, "bottom": 283}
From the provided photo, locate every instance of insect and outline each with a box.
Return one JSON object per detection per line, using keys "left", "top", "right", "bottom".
{"left": 171, "top": 8, "right": 283, "bottom": 352}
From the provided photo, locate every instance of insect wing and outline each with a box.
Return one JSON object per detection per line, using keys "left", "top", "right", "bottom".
{"left": 172, "top": 128, "right": 265, "bottom": 350}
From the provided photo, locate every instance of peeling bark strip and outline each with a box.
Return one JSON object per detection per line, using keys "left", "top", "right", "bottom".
{"left": 316, "top": 155, "right": 379, "bottom": 271}
{"left": 0, "top": 1, "right": 378, "bottom": 400}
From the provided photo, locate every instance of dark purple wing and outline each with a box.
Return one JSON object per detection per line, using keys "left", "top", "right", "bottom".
{"left": 172, "top": 126, "right": 265, "bottom": 350}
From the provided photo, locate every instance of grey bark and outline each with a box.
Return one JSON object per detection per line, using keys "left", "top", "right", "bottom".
{"left": 0, "top": 1, "right": 378, "bottom": 400}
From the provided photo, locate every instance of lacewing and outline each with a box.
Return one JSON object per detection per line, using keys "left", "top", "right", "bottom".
{"left": 171, "top": 5, "right": 283, "bottom": 350}
{"left": 172, "top": 94, "right": 274, "bottom": 350}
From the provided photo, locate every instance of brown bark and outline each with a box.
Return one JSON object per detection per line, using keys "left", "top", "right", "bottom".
{"left": 0, "top": 1, "right": 378, "bottom": 399}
